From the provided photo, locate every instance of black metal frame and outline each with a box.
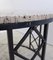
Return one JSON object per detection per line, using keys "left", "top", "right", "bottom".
{"left": 7, "top": 25, "right": 48, "bottom": 60}
{"left": 7, "top": 29, "right": 14, "bottom": 60}
{"left": 0, "top": 18, "right": 53, "bottom": 60}
{"left": 41, "top": 24, "right": 49, "bottom": 60}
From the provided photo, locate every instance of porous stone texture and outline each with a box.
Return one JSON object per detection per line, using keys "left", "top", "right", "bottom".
{"left": 0, "top": 14, "right": 53, "bottom": 24}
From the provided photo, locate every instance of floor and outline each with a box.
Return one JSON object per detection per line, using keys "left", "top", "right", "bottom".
{"left": 0, "top": 29, "right": 53, "bottom": 60}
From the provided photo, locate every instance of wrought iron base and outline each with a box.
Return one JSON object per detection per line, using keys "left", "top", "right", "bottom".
{"left": 7, "top": 24, "right": 48, "bottom": 60}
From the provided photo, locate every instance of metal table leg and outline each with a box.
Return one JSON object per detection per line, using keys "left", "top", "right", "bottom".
{"left": 41, "top": 24, "right": 49, "bottom": 60}
{"left": 7, "top": 29, "right": 14, "bottom": 60}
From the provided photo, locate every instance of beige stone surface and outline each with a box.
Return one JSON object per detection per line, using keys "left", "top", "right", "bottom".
{"left": 0, "top": 14, "right": 53, "bottom": 24}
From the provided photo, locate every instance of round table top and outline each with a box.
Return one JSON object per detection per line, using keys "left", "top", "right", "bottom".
{"left": 0, "top": 14, "right": 53, "bottom": 30}
{"left": 0, "top": 14, "right": 53, "bottom": 24}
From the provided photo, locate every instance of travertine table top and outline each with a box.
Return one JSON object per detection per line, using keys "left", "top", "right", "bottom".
{"left": 0, "top": 14, "right": 53, "bottom": 24}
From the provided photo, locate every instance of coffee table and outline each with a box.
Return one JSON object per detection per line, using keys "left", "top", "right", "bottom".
{"left": 0, "top": 15, "right": 53, "bottom": 60}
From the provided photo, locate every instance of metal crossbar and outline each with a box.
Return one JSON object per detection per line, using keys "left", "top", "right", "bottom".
{"left": 14, "top": 51, "right": 29, "bottom": 60}
{"left": 32, "top": 27, "right": 45, "bottom": 42}
{"left": 14, "top": 27, "right": 32, "bottom": 51}
{"left": 31, "top": 41, "right": 44, "bottom": 60}
{"left": 39, "top": 25, "right": 42, "bottom": 46}
{"left": 21, "top": 45, "right": 41, "bottom": 58}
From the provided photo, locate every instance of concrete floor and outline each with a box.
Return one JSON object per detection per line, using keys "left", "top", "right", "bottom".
{"left": 0, "top": 29, "right": 53, "bottom": 60}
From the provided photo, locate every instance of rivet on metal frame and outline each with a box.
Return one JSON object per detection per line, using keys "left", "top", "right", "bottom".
{"left": 26, "top": 23, "right": 28, "bottom": 25}
{"left": 29, "top": 22, "right": 31, "bottom": 26}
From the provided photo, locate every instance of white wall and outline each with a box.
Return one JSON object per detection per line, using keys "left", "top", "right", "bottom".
{"left": 0, "top": 0, "right": 53, "bottom": 15}
{"left": 48, "top": 22, "right": 53, "bottom": 45}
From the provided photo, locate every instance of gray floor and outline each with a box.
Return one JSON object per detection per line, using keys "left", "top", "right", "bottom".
{"left": 0, "top": 29, "right": 53, "bottom": 60}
